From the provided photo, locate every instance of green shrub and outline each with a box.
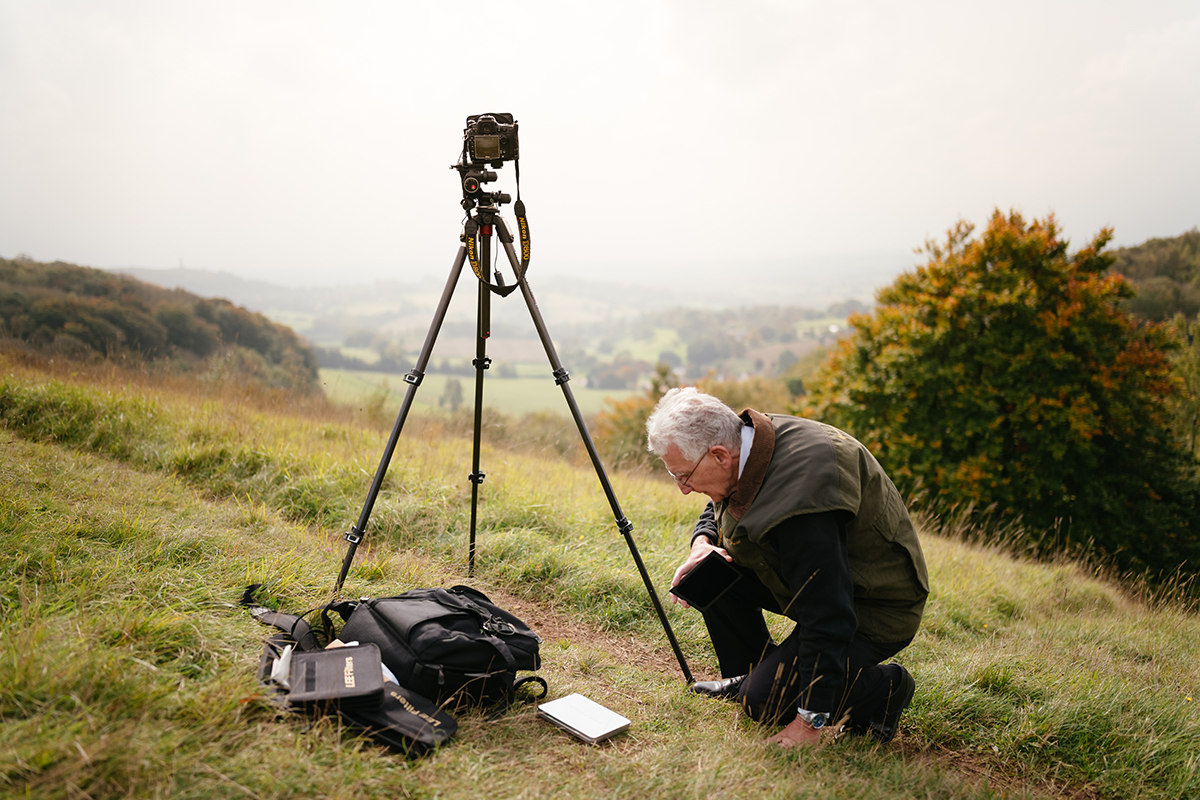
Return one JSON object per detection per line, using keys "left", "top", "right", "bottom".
{"left": 804, "top": 211, "right": 1200, "bottom": 579}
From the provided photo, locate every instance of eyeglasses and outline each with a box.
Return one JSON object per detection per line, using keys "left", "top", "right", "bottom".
{"left": 666, "top": 449, "right": 709, "bottom": 490}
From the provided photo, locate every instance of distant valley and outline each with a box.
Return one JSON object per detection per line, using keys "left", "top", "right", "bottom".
{"left": 109, "top": 262, "right": 890, "bottom": 390}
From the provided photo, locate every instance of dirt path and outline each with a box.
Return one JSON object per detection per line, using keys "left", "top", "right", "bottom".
{"left": 475, "top": 584, "right": 693, "bottom": 681}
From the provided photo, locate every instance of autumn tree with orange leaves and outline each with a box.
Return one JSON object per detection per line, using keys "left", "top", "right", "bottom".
{"left": 804, "top": 211, "right": 1200, "bottom": 577}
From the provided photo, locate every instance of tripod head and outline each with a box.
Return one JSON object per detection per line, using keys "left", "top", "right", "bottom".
{"left": 454, "top": 164, "right": 511, "bottom": 212}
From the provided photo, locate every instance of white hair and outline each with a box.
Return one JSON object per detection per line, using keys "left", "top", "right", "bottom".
{"left": 645, "top": 387, "right": 744, "bottom": 461}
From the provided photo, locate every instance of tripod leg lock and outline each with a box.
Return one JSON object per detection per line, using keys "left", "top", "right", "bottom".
{"left": 404, "top": 370, "right": 424, "bottom": 386}
{"left": 553, "top": 367, "right": 571, "bottom": 386}
{"left": 344, "top": 526, "right": 365, "bottom": 544}
{"left": 473, "top": 357, "right": 492, "bottom": 370}
{"left": 616, "top": 517, "right": 634, "bottom": 536}
{"left": 469, "top": 471, "right": 486, "bottom": 485}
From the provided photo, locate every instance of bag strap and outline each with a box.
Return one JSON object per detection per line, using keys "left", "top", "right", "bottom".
{"left": 480, "top": 635, "right": 517, "bottom": 671}
{"left": 447, "top": 585, "right": 522, "bottom": 637}
{"left": 485, "top": 675, "right": 549, "bottom": 720}
{"left": 513, "top": 676, "right": 548, "bottom": 702}
{"left": 319, "top": 599, "right": 359, "bottom": 644}
{"left": 240, "top": 584, "right": 322, "bottom": 652}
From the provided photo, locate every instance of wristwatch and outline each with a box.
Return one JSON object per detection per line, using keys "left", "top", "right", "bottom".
{"left": 796, "top": 707, "right": 830, "bottom": 729}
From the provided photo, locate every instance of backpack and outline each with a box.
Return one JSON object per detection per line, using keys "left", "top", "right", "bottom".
{"left": 324, "top": 585, "right": 544, "bottom": 708}
{"left": 244, "top": 584, "right": 545, "bottom": 755}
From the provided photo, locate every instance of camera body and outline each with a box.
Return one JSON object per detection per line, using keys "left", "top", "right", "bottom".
{"left": 464, "top": 113, "right": 519, "bottom": 165}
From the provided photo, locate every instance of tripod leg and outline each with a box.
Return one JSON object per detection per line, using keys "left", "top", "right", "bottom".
{"left": 335, "top": 246, "right": 468, "bottom": 593}
{"left": 467, "top": 236, "right": 493, "bottom": 577}
{"left": 491, "top": 218, "right": 694, "bottom": 683}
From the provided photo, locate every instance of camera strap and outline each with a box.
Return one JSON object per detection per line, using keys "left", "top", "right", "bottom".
{"left": 514, "top": 159, "right": 531, "bottom": 276}
{"left": 464, "top": 158, "right": 530, "bottom": 297}
{"left": 465, "top": 219, "right": 519, "bottom": 297}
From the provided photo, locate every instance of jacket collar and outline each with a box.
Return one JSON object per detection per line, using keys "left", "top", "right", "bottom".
{"left": 725, "top": 408, "right": 774, "bottom": 521}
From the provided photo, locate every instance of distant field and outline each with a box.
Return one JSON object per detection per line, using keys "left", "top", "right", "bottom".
{"left": 605, "top": 326, "right": 685, "bottom": 364}
{"left": 319, "top": 368, "right": 636, "bottom": 417}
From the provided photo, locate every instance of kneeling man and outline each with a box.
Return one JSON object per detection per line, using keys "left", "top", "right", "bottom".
{"left": 645, "top": 388, "right": 929, "bottom": 747}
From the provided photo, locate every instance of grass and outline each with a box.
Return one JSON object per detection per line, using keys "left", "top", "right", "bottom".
{"left": 2, "top": 353, "right": 1199, "bottom": 799}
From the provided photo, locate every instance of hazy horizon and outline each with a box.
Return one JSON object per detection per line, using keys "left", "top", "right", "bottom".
{"left": 2, "top": 2, "right": 1197, "bottom": 294}
{"left": 107, "top": 248, "right": 914, "bottom": 298}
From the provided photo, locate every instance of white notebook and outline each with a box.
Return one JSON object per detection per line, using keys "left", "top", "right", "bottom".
{"left": 537, "top": 693, "right": 631, "bottom": 744}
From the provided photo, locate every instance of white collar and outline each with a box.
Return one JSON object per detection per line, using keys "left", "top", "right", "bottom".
{"left": 737, "top": 424, "right": 755, "bottom": 479}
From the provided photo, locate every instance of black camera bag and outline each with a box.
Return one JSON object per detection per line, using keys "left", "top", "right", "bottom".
{"left": 326, "top": 585, "right": 543, "bottom": 708}
{"left": 250, "top": 623, "right": 458, "bottom": 757}
{"left": 245, "top": 588, "right": 459, "bottom": 757}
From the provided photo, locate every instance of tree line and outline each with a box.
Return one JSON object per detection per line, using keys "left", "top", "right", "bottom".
{"left": 1110, "top": 228, "right": 1200, "bottom": 320}
{"left": 0, "top": 256, "right": 321, "bottom": 393}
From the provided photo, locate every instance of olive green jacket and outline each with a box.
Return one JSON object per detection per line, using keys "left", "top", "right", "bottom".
{"left": 714, "top": 410, "right": 929, "bottom": 644}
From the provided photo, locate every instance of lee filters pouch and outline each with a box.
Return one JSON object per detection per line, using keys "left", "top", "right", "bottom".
{"left": 283, "top": 643, "right": 386, "bottom": 711}
{"left": 338, "top": 681, "right": 458, "bottom": 757}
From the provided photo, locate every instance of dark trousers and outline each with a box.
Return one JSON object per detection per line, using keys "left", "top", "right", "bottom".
{"left": 700, "top": 563, "right": 911, "bottom": 728}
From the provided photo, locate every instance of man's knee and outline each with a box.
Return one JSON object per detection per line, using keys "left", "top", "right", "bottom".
{"left": 738, "top": 666, "right": 803, "bottom": 726}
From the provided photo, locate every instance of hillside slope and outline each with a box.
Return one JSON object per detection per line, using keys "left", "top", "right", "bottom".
{"left": 2, "top": 359, "right": 1198, "bottom": 799}
{"left": 1, "top": 256, "right": 320, "bottom": 393}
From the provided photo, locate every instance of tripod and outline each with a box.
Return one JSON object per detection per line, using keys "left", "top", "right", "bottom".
{"left": 333, "top": 188, "right": 693, "bottom": 684}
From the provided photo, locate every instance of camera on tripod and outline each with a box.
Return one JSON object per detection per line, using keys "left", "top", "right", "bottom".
{"left": 336, "top": 110, "right": 692, "bottom": 684}
{"left": 464, "top": 113, "right": 518, "bottom": 166}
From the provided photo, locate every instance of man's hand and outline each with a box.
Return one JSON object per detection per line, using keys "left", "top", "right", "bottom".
{"left": 670, "top": 538, "right": 732, "bottom": 608}
{"left": 766, "top": 716, "right": 827, "bottom": 748}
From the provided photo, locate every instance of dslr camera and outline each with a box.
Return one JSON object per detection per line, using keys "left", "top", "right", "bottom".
{"left": 464, "top": 113, "right": 519, "bottom": 165}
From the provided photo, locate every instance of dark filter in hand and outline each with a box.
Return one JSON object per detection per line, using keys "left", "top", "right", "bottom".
{"left": 670, "top": 550, "right": 742, "bottom": 611}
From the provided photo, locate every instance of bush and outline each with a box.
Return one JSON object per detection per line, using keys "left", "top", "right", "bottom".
{"left": 804, "top": 210, "right": 1200, "bottom": 578}
{"left": 592, "top": 363, "right": 678, "bottom": 472}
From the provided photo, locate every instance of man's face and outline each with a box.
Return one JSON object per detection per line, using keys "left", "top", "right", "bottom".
{"left": 661, "top": 443, "right": 738, "bottom": 503}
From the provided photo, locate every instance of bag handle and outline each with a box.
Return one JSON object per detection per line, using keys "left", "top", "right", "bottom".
{"left": 448, "top": 585, "right": 523, "bottom": 636}
{"left": 241, "top": 584, "right": 323, "bottom": 651}
{"left": 319, "top": 599, "right": 359, "bottom": 644}
{"left": 513, "top": 676, "right": 548, "bottom": 702}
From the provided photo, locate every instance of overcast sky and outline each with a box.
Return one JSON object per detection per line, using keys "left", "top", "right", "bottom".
{"left": 1, "top": 1, "right": 1197, "bottom": 293}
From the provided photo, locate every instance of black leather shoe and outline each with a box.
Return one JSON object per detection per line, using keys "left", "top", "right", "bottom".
{"left": 688, "top": 674, "right": 746, "bottom": 700}
{"left": 869, "top": 665, "right": 915, "bottom": 743}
